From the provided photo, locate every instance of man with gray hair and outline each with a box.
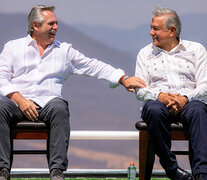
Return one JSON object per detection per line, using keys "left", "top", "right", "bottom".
{"left": 135, "top": 7, "right": 207, "bottom": 180}
{"left": 0, "top": 5, "right": 146, "bottom": 180}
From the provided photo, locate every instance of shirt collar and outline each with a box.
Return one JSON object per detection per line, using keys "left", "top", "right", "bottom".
{"left": 26, "top": 34, "right": 60, "bottom": 48}
{"left": 152, "top": 38, "right": 186, "bottom": 54}
{"left": 51, "top": 39, "right": 60, "bottom": 48}
{"left": 170, "top": 39, "right": 186, "bottom": 53}
{"left": 26, "top": 34, "right": 35, "bottom": 46}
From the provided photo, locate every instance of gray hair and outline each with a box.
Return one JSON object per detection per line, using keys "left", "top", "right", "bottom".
{"left": 27, "top": 5, "right": 55, "bottom": 35}
{"left": 152, "top": 7, "right": 181, "bottom": 38}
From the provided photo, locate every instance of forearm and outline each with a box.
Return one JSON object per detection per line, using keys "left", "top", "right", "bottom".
{"left": 186, "top": 84, "right": 207, "bottom": 101}
{"left": 6, "top": 92, "right": 26, "bottom": 106}
{"left": 71, "top": 48, "right": 125, "bottom": 86}
{"left": 135, "top": 87, "right": 159, "bottom": 102}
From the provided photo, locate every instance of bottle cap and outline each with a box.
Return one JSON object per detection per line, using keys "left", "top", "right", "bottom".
{"left": 130, "top": 162, "right": 135, "bottom": 165}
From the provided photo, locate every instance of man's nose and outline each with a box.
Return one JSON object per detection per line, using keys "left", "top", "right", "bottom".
{"left": 53, "top": 24, "right": 58, "bottom": 30}
{"left": 150, "top": 28, "right": 154, "bottom": 36}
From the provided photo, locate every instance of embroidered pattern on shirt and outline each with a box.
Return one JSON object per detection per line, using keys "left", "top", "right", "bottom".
{"left": 147, "top": 51, "right": 162, "bottom": 61}
{"left": 178, "top": 72, "right": 195, "bottom": 82}
{"left": 174, "top": 51, "right": 195, "bottom": 61}
{"left": 151, "top": 76, "right": 167, "bottom": 84}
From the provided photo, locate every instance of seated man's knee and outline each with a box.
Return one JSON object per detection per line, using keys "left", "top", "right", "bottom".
{"left": 48, "top": 98, "right": 70, "bottom": 125}
{"left": 186, "top": 100, "right": 206, "bottom": 114}
{"left": 141, "top": 100, "right": 170, "bottom": 128}
{"left": 143, "top": 100, "right": 167, "bottom": 116}
{"left": 0, "top": 97, "right": 10, "bottom": 110}
{"left": 50, "top": 98, "right": 68, "bottom": 113}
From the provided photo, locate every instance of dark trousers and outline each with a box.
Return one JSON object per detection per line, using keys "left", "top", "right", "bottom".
{"left": 0, "top": 96, "right": 70, "bottom": 171}
{"left": 141, "top": 100, "right": 207, "bottom": 176}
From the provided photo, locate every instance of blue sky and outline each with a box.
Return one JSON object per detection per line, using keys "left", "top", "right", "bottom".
{"left": 1, "top": 0, "right": 207, "bottom": 30}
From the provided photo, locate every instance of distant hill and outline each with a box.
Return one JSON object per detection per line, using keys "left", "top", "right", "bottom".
{"left": 181, "top": 13, "right": 207, "bottom": 47}
{"left": 73, "top": 13, "right": 207, "bottom": 57}
{"left": 0, "top": 13, "right": 134, "bottom": 72}
{"left": 0, "top": 13, "right": 27, "bottom": 49}
{"left": 73, "top": 23, "right": 151, "bottom": 57}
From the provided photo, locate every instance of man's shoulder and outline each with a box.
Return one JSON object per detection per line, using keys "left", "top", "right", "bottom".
{"left": 5, "top": 36, "right": 27, "bottom": 46}
{"left": 55, "top": 40, "right": 72, "bottom": 49}
{"left": 182, "top": 39, "right": 205, "bottom": 49}
{"left": 141, "top": 43, "right": 153, "bottom": 50}
{"left": 138, "top": 43, "right": 154, "bottom": 55}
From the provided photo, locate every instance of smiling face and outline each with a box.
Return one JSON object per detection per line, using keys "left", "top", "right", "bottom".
{"left": 32, "top": 10, "right": 58, "bottom": 48}
{"left": 150, "top": 15, "right": 178, "bottom": 51}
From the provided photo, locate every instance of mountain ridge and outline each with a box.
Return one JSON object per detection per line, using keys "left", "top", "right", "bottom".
{"left": 73, "top": 12, "right": 207, "bottom": 57}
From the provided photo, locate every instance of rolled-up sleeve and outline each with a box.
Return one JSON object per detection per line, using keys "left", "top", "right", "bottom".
{"left": 69, "top": 47, "right": 125, "bottom": 88}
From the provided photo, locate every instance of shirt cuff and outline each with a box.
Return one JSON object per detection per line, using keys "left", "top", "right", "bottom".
{"left": 108, "top": 69, "right": 125, "bottom": 88}
{"left": 0, "top": 84, "right": 19, "bottom": 96}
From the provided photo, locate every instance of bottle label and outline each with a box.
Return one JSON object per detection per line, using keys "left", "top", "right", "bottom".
{"left": 127, "top": 168, "right": 136, "bottom": 180}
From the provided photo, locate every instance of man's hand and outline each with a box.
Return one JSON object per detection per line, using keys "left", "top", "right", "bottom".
{"left": 18, "top": 98, "right": 40, "bottom": 121}
{"left": 167, "top": 94, "right": 188, "bottom": 116}
{"left": 158, "top": 92, "right": 174, "bottom": 105}
{"left": 122, "top": 76, "right": 146, "bottom": 92}
{"left": 7, "top": 92, "right": 39, "bottom": 121}
{"left": 167, "top": 99, "right": 181, "bottom": 116}
{"left": 158, "top": 93, "right": 188, "bottom": 116}
{"left": 159, "top": 92, "right": 180, "bottom": 116}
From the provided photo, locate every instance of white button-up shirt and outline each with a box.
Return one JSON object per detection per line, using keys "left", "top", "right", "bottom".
{"left": 135, "top": 39, "right": 207, "bottom": 103}
{"left": 0, "top": 35, "right": 124, "bottom": 107}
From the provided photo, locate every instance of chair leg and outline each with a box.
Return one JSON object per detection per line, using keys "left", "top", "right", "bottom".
{"left": 188, "top": 140, "right": 193, "bottom": 175}
{"left": 10, "top": 139, "right": 14, "bottom": 171}
{"left": 139, "top": 130, "right": 155, "bottom": 180}
{"left": 47, "top": 139, "right": 50, "bottom": 165}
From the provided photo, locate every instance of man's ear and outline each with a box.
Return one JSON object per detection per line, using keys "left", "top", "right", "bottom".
{"left": 170, "top": 26, "right": 177, "bottom": 37}
{"left": 33, "top": 22, "right": 39, "bottom": 31}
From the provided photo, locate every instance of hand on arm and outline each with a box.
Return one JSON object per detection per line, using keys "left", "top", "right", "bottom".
{"left": 119, "top": 75, "right": 146, "bottom": 93}
{"left": 7, "top": 92, "right": 40, "bottom": 121}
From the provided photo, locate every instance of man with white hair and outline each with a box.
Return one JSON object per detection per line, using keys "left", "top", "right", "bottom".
{"left": 0, "top": 5, "right": 146, "bottom": 180}
{"left": 135, "top": 7, "right": 207, "bottom": 180}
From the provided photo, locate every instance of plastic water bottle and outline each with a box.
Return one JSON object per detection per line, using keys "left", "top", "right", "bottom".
{"left": 127, "top": 162, "right": 136, "bottom": 180}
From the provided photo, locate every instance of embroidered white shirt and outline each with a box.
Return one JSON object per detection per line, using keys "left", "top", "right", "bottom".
{"left": 135, "top": 39, "right": 207, "bottom": 103}
{"left": 0, "top": 35, "right": 124, "bottom": 107}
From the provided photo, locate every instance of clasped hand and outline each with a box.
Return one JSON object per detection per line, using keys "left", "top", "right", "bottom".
{"left": 158, "top": 93, "right": 188, "bottom": 116}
